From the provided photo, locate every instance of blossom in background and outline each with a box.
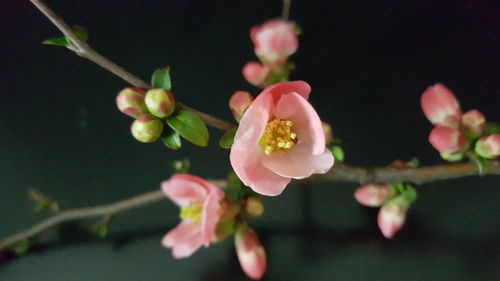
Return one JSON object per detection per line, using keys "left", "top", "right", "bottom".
{"left": 230, "top": 81, "right": 334, "bottom": 196}
{"left": 161, "top": 174, "right": 224, "bottom": 258}
{"left": 250, "top": 20, "right": 298, "bottom": 66}
{"left": 235, "top": 227, "right": 267, "bottom": 280}
{"left": 229, "top": 91, "right": 254, "bottom": 122}
{"left": 242, "top": 62, "right": 270, "bottom": 87}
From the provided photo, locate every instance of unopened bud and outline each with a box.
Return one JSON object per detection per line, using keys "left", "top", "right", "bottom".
{"left": 145, "top": 89, "right": 175, "bottom": 118}
{"left": 322, "top": 122, "right": 333, "bottom": 142}
{"left": 420, "top": 83, "right": 462, "bottom": 128}
{"left": 116, "top": 87, "right": 148, "bottom": 118}
{"left": 354, "top": 183, "right": 395, "bottom": 207}
{"left": 428, "top": 126, "right": 468, "bottom": 154}
{"left": 245, "top": 197, "right": 264, "bottom": 217}
{"left": 235, "top": 227, "right": 267, "bottom": 280}
{"left": 475, "top": 134, "right": 500, "bottom": 159}
{"left": 377, "top": 197, "right": 410, "bottom": 239}
{"left": 242, "top": 62, "right": 270, "bottom": 86}
{"left": 439, "top": 152, "right": 463, "bottom": 162}
{"left": 461, "top": 109, "right": 486, "bottom": 137}
{"left": 229, "top": 91, "right": 254, "bottom": 122}
{"left": 131, "top": 114, "right": 163, "bottom": 143}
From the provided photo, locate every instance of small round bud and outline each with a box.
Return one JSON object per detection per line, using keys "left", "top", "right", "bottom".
{"left": 235, "top": 227, "right": 267, "bottom": 280}
{"left": 475, "top": 134, "right": 500, "bottom": 159}
{"left": 116, "top": 87, "right": 148, "bottom": 118}
{"left": 244, "top": 197, "right": 264, "bottom": 217}
{"left": 377, "top": 197, "right": 410, "bottom": 239}
{"left": 131, "top": 114, "right": 163, "bottom": 143}
{"left": 242, "top": 61, "right": 270, "bottom": 87}
{"left": 145, "top": 89, "right": 176, "bottom": 118}
{"left": 461, "top": 109, "right": 486, "bottom": 137}
{"left": 354, "top": 183, "right": 395, "bottom": 207}
{"left": 230, "top": 91, "right": 254, "bottom": 122}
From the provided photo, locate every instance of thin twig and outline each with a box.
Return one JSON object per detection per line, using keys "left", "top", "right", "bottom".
{"left": 1, "top": 161, "right": 498, "bottom": 251}
{"left": 29, "top": 0, "right": 234, "bottom": 131}
{"left": 282, "top": 0, "right": 292, "bottom": 20}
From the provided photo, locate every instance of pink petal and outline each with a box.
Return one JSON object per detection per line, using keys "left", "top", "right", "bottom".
{"left": 274, "top": 92, "right": 325, "bottom": 155}
{"left": 200, "top": 191, "right": 221, "bottom": 246}
{"left": 161, "top": 220, "right": 199, "bottom": 248}
{"left": 161, "top": 174, "right": 208, "bottom": 207}
{"left": 264, "top": 81, "right": 311, "bottom": 102}
{"left": 428, "top": 126, "right": 468, "bottom": 153}
{"left": 171, "top": 232, "right": 203, "bottom": 259}
{"left": 262, "top": 144, "right": 333, "bottom": 179}
{"left": 420, "top": 83, "right": 462, "bottom": 128}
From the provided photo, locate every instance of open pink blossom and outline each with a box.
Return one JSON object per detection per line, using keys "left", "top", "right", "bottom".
{"left": 420, "top": 83, "right": 462, "bottom": 128}
{"left": 250, "top": 20, "right": 298, "bottom": 65}
{"left": 230, "top": 81, "right": 334, "bottom": 196}
{"left": 161, "top": 174, "right": 224, "bottom": 258}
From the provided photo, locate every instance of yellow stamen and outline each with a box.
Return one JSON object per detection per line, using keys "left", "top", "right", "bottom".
{"left": 179, "top": 202, "right": 203, "bottom": 223}
{"left": 259, "top": 119, "right": 298, "bottom": 155}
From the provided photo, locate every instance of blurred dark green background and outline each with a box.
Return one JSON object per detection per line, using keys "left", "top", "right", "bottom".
{"left": 1, "top": 0, "right": 499, "bottom": 280}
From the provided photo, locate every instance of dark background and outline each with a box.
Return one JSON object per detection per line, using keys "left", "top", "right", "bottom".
{"left": 1, "top": 0, "right": 499, "bottom": 280}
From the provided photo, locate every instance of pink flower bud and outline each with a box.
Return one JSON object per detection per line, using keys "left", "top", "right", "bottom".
{"left": 245, "top": 197, "right": 264, "bottom": 217}
{"left": 420, "top": 83, "right": 462, "bottom": 128}
{"left": 475, "top": 134, "right": 500, "bottom": 159}
{"left": 378, "top": 197, "right": 409, "bottom": 239}
{"left": 242, "top": 61, "right": 270, "bottom": 86}
{"left": 145, "top": 89, "right": 176, "bottom": 118}
{"left": 130, "top": 114, "right": 163, "bottom": 143}
{"left": 461, "top": 109, "right": 486, "bottom": 137}
{"left": 322, "top": 122, "right": 333, "bottom": 142}
{"left": 354, "top": 183, "right": 395, "bottom": 207}
{"left": 116, "top": 87, "right": 148, "bottom": 118}
{"left": 428, "top": 126, "right": 468, "bottom": 154}
{"left": 250, "top": 20, "right": 298, "bottom": 65}
{"left": 235, "top": 227, "right": 267, "bottom": 280}
{"left": 229, "top": 91, "right": 254, "bottom": 122}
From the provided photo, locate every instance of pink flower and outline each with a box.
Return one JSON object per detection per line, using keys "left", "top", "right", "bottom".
{"left": 475, "top": 134, "right": 500, "bottom": 159}
{"left": 235, "top": 227, "right": 267, "bottom": 280}
{"left": 250, "top": 20, "right": 298, "bottom": 65}
{"left": 229, "top": 91, "right": 254, "bottom": 122}
{"left": 354, "top": 183, "right": 395, "bottom": 207}
{"left": 161, "top": 174, "right": 225, "bottom": 258}
{"left": 428, "top": 126, "right": 468, "bottom": 154}
{"left": 242, "top": 61, "right": 270, "bottom": 86}
{"left": 378, "top": 197, "right": 409, "bottom": 239}
{"left": 230, "top": 81, "right": 334, "bottom": 196}
{"left": 420, "top": 83, "right": 462, "bottom": 128}
{"left": 461, "top": 109, "right": 486, "bottom": 137}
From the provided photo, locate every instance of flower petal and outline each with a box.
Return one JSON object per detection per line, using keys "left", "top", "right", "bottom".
{"left": 274, "top": 92, "right": 325, "bottom": 155}
{"left": 171, "top": 233, "right": 203, "bottom": 258}
{"left": 264, "top": 81, "right": 311, "bottom": 102}
{"left": 162, "top": 220, "right": 199, "bottom": 248}
{"left": 262, "top": 144, "right": 333, "bottom": 179}
{"left": 161, "top": 174, "right": 208, "bottom": 206}
{"left": 200, "top": 191, "right": 221, "bottom": 246}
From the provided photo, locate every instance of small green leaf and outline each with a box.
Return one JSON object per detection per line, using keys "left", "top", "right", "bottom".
{"left": 407, "top": 157, "right": 420, "bottom": 168}
{"left": 219, "top": 128, "right": 237, "bottom": 148}
{"left": 71, "top": 26, "right": 88, "bottom": 42}
{"left": 329, "top": 145, "right": 345, "bottom": 162}
{"left": 169, "top": 158, "right": 190, "bottom": 173}
{"left": 92, "top": 224, "right": 108, "bottom": 238}
{"left": 402, "top": 185, "right": 418, "bottom": 203}
{"left": 42, "top": 37, "right": 69, "bottom": 47}
{"left": 28, "top": 188, "right": 59, "bottom": 213}
{"left": 13, "top": 239, "right": 30, "bottom": 256}
{"left": 483, "top": 122, "right": 500, "bottom": 135}
{"left": 151, "top": 67, "right": 172, "bottom": 91}
{"left": 162, "top": 129, "right": 182, "bottom": 150}
{"left": 167, "top": 111, "right": 209, "bottom": 147}
{"left": 226, "top": 172, "right": 244, "bottom": 202}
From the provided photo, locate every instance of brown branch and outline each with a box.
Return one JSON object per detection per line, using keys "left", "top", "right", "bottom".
{"left": 30, "top": 0, "right": 234, "bottom": 131}
{"left": 282, "top": 0, "right": 292, "bottom": 20}
{"left": 1, "top": 161, "right": 498, "bottom": 252}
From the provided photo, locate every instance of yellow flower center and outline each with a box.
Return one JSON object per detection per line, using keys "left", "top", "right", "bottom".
{"left": 179, "top": 202, "right": 203, "bottom": 223}
{"left": 259, "top": 119, "right": 298, "bottom": 155}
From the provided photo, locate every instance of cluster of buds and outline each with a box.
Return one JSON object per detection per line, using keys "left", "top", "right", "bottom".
{"left": 354, "top": 183, "right": 416, "bottom": 238}
{"left": 242, "top": 20, "right": 299, "bottom": 87}
{"left": 116, "top": 87, "right": 175, "bottom": 143}
{"left": 420, "top": 83, "right": 499, "bottom": 161}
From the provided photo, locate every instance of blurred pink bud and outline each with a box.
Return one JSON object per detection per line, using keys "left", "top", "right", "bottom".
{"left": 242, "top": 62, "right": 270, "bottom": 86}
{"left": 354, "top": 183, "right": 395, "bottom": 207}
{"left": 145, "top": 89, "right": 176, "bottom": 118}
{"left": 428, "top": 126, "right": 468, "bottom": 154}
{"left": 235, "top": 227, "right": 267, "bottom": 280}
{"left": 130, "top": 114, "right": 163, "bottom": 143}
{"left": 461, "top": 109, "right": 486, "bottom": 137}
{"left": 250, "top": 20, "right": 298, "bottom": 65}
{"left": 245, "top": 197, "right": 264, "bottom": 217}
{"left": 420, "top": 83, "right": 462, "bottom": 128}
{"left": 229, "top": 91, "right": 254, "bottom": 122}
{"left": 116, "top": 87, "right": 148, "bottom": 118}
{"left": 475, "top": 134, "right": 500, "bottom": 159}
{"left": 322, "top": 122, "right": 333, "bottom": 142}
{"left": 378, "top": 198, "right": 409, "bottom": 239}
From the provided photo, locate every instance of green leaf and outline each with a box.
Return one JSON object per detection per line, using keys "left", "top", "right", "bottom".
{"left": 483, "top": 122, "right": 500, "bottom": 135}
{"left": 407, "top": 157, "right": 420, "bottom": 168}
{"left": 42, "top": 37, "right": 69, "bottom": 47}
{"left": 71, "top": 26, "right": 88, "bottom": 42}
{"left": 169, "top": 158, "right": 190, "bottom": 173}
{"left": 219, "top": 128, "right": 237, "bottom": 148}
{"left": 329, "top": 145, "right": 345, "bottom": 162}
{"left": 162, "top": 129, "right": 182, "bottom": 150}
{"left": 402, "top": 185, "right": 418, "bottom": 203}
{"left": 92, "top": 224, "right": 108, "bottom": 238}
{"left": 470, "top": 154, "right": 489, "bottom": 176}
{"left": 167, "top": 111, "right": 209, "bottom": 147}
{"left": 225, "top": 172, "right": 243, "bottom": 202}
{"left": 13, "top": 239, "right": 30, "bottom": 256}
{"left": 151, "top": 67, "right": 172, "bottom": 91}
